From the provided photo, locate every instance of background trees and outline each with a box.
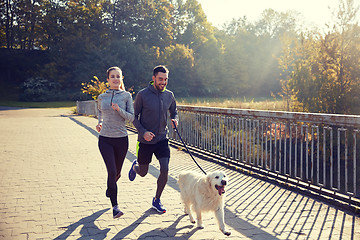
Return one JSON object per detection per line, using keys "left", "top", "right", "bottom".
{"left": 0, "top": 0, "right": 359, "bottom": 114}
{"left": 278, "top": 0, "right": 360, "bottom": 114}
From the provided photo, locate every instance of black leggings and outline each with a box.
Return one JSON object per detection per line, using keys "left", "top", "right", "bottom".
{"left": 98, "top": 135, "right": 128, "bottom": 207}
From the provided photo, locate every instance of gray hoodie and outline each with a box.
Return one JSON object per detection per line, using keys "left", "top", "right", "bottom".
{"left": 133, "top": 82, "right": 178, "bottom": 144}
{"left": 98, "top": 89, "right": 134, "bottom": 138}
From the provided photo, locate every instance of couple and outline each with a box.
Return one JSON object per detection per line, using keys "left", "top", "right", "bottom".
{"left": 96, "top": 65, "right": 178, "bottom": 218}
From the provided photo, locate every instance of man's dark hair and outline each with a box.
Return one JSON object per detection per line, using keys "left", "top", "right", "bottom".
{"left": 153, "top": 65, "right": 169, "bottom": 76}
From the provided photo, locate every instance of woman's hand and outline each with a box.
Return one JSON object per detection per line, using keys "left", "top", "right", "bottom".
{"left": 96, "top": 124, "right": 102, "bottom": 132}
{"left": 111, "top": 103, "right": 120, "bottom": 112}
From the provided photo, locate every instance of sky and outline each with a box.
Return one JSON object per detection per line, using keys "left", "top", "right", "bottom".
{"left": 197, "top": 0, "right": 360, "bottom": 30}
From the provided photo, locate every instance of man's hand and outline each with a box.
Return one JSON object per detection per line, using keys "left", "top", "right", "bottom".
{"left": 171, "top": 119, "right": 178, "bottom": 128}
{"left": 96, "top": 124, "right": 102, "bottom": 132}
{"left": 144, "top": 131, "right": 155, "bottom": 141}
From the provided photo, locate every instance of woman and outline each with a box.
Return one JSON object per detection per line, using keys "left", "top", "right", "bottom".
{"left": 96, "top": 66, "right": 134, "bottom": 218}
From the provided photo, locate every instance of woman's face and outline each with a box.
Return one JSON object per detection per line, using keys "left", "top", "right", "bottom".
{"left": 107, "top": 69, "right": 122, "bottom": 89}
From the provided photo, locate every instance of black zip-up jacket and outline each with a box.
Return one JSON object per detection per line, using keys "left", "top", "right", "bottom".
{"left": 133, "top": 82, "right": 178, "bottom": 144}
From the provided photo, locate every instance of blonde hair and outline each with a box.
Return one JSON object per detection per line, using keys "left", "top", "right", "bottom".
{"left": 107, "top": 66, "right": 125, "bottom": 90}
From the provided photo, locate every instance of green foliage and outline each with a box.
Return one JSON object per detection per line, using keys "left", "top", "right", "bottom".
{"left": 161, "top": 44, "right": 195, "bottom": 96}
{"left": 1, "top": 0, "right": 360, "bottom": 115}
{"left": 21, "top": 77, "right": 61, "bottom": 102}
{"left": 0, "top": 100, "right": 76, "bottom": 108}
{"left": 278, "top": 0, "right": 360, "bottom": 114}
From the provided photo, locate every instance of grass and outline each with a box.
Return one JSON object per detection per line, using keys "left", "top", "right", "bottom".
{"left": 0, "top": 98, "right": 287, "bottom": 112}
{"left": 177, "top": 97, "right": 287, "bottom": 111}
{"left": 0, "top": 100, "right": 76, "bottom": 109}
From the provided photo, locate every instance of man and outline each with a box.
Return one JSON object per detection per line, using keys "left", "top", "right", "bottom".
{"left": 129, "top": 65, "right": 178, "bottom": 213}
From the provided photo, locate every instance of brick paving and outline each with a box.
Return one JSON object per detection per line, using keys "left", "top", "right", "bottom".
{"left": 0, "top": 107, "right": 359, "bottom": 240}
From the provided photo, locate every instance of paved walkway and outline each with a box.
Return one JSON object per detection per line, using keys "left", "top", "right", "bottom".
{"left": 0, "top": 107, "right": 359, "bottom": 240}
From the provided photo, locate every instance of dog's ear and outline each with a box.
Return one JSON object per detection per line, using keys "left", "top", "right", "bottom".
{"left": 206, "top": 175, "right": 212, "bottom": 188}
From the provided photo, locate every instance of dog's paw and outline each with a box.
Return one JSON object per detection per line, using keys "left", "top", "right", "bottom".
{"left": 197, "top": 224, "right": 204, "bottom": 229}
{"left": 184, "top": 208, "right": 188, "bottom": 215}
{"left": 190, "top": 219, "right": 195, "bottom": 224}
{"left": 222, "top": 229, "right": 231, "bottom": 236}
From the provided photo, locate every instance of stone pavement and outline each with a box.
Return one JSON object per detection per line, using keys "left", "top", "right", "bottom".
{"left": 0, "top": 107, "right": 359, "bottom": 240}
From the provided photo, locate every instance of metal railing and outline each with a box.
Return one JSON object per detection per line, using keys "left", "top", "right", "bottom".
{"left": 168, "top": 106, "right": 360, "bottom": 206}
{"left": 77, "top": 100, "right": 359, "bottom": 207}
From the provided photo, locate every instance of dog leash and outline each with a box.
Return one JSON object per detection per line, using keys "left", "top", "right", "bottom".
{"left": 172, "top": 120, "right": 207, "bottom": 175}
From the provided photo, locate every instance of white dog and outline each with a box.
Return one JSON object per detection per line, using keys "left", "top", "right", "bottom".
{"left": 178, "top": 170, "right": 231, "bottom": 236}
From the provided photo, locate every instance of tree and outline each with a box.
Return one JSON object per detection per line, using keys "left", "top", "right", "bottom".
{"left": 0, "top": 0, "right": 46, "bottom": 50}
{"left": 175, "top": 0, "right": 216, "bottom": 51}
{"left": 160, "top": 43, "right": 195, "bottom": 96}
{"left": 0, "top": 0, "right": 12, "bottom": 48}
{"left": 220, "top": 9, "right": 300, "bottom": 98}
{"left": 39, "top": 0, "right": 110, "bottom": 88}
{"left": 1, "top": 0, "right": 19, "bottom": 48}
{"left": 322, "top": 0, "right": 360, "bottom": 113}
{"left": 103, "top": 0, "right": 175, "bottom": 49}
{"left": 278, "top": 0, "right": 360, "bottom": 114}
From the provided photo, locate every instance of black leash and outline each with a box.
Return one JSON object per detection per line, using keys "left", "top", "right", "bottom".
{"left": 172, "top": 120, "right": 207, "bottom": 175}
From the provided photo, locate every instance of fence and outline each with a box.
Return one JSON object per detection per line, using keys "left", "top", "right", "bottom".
{"left": 168, "top": 106, "right": 360, "bottom": 207}
{"left": 77, "top": 100, "right": 360, "bottom": 207}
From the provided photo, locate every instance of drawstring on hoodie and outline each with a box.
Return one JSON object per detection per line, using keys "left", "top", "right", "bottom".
{"left": 110, "top": 90, "right": 115, "bottom": 106}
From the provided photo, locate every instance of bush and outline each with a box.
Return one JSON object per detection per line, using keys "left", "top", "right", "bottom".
{"left": 81, "top": 76, "right": 108, "bottom": 100}
{"left": 20, "top": 77, "right": 62, "bottom": 102}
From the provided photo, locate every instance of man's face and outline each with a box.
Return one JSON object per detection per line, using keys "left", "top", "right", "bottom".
{"left": 152, "top": 72, "right": 168, "bottom": 91}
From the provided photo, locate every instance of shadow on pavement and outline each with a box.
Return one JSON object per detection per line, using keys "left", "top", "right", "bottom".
{"left": 111, "top": 208, "right": 177, "bottom": 239}
{"left": 0, "top": 106, "right": 26, "bottom": 111}
{"left": 116, "top": 149, "right": 279, "bottom": 239}
{"left": 63, "top": 115, "right": 100, "bottom": 139}
{"left": 67, "top": 114, "right": 280, "bottom": 239}
{"left": 54, "top": 208, "right": 111, "bottom": 240}
{"left": 136, "top": 214, "right": 197, "bottom": 239}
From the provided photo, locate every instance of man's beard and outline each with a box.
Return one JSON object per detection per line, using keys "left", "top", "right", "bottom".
{"left": 155, "top": 83, "right": 165, "bottom": 91}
